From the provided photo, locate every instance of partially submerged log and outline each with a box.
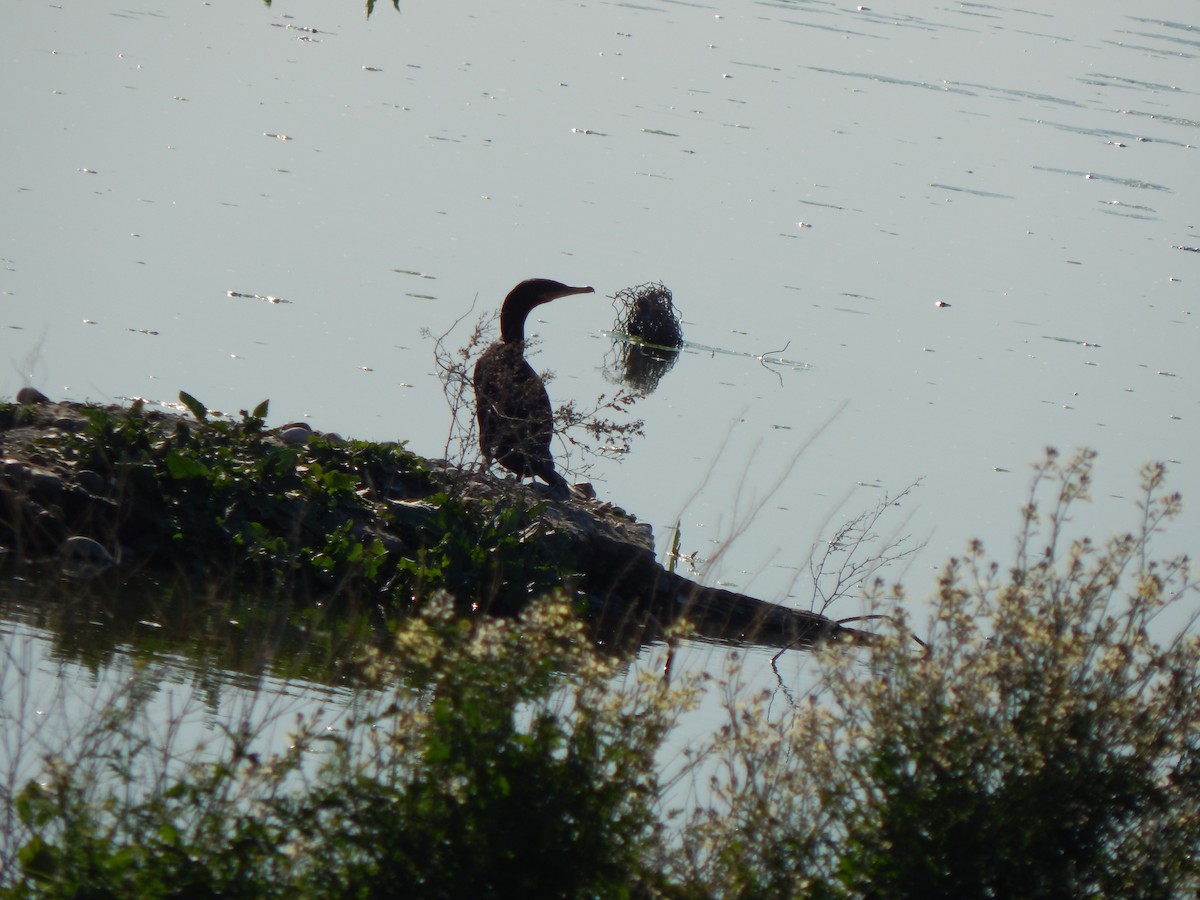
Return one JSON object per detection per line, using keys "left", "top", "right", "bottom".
{"left": 0, "top": 394, "right": 859, "bottom": 650}
{"left": 511, "top": 485, "right": 858, "bottom": 648}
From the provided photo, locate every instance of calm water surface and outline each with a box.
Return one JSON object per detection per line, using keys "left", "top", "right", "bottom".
{"left": 3, "top": 0, "right": 1198, "bottom": 801}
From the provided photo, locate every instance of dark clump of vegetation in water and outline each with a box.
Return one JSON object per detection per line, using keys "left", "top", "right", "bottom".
{"left": 613, "top": 281, "right": 684, "bottom": 351}
{"left": 5, "top": 448, "right": 1200, "bottom": 897}
{"left": 608, "top": 282, "right": 684, "bottom": 394}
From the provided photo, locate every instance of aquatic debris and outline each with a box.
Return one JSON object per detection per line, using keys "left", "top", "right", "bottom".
{"left": 227, "top": 290, "right": 292, "bottom": 304}
{"left": 1043, "top": 335, "right": 1101, "bottom": 348}
{"left": 612, "top": 282, "right": 684, "bottom": 350}
{"left": 609, "top": 282, "right": 684, "bottom": 393}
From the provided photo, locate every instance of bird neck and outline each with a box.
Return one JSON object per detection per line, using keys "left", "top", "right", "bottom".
{"left": 499, "top": 302, "right": 536, "bottom": 344}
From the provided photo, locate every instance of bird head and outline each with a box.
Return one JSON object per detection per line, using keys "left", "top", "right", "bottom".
{"left": 499, "top": 279, "right": 595, "bottom": 343}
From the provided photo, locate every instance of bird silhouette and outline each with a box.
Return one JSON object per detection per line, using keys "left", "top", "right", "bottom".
{"left": 473, "top": 279, "right": 594, "bottom": 494}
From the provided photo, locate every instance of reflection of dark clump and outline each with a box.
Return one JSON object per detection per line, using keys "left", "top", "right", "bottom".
{"left": 614, "top": 282, "right": 684, "bottom": 349}
{"left": 614, "top": 342, "right": 677, "bottom": 394}
{"left": 609, "top": 282, "right": 684, "bottom": 394}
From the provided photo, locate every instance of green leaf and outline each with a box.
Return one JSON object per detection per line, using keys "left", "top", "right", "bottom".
{"left": 252, "top": 398, "right": 270, "bottom": 420}
{"left": 179, "top": 390, "right": 208, "bottom": 422}
{"left": 15, "top": 782, "right": 51, "bottom": 827}
{"left": 321, "top": 468, "right": 359, "bottom": 493}
{"left": 17, "top": 835, "right": 57, "bottom": 879}
{"left": 165, "top": 451, "right": 210, "bottom": 480}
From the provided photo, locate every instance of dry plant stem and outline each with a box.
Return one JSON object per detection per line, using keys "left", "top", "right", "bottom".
{"left": 702, "top": 400, "right": 849, "bottom": 579}
{"left": 804, "top": 479, "right": 925, "bottom": 617}
{"left": 424, "top": 299, "right": 487, "bottom": 481}
{"left": 554, "top": 390, "right": 646, "bottom": 472}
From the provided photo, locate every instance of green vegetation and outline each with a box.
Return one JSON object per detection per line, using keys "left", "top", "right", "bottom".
{"left": 683, "top": 449, "right": 1200, "bottom": 897}
{"left": 1, "top": 393, "right": 596, "bottom": 703}
{"left": 6, "top": 598, "right": 683, "bottom": 898}
{"left": 4, "top": 448, "right": 1199, "bottom": 897}
{"left": 1, "top": 395, "right": 574, "bottom": 611}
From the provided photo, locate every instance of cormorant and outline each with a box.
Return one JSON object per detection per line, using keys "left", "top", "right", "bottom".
{"left": 473, "top": 278, "right": 595, "bottom": 493}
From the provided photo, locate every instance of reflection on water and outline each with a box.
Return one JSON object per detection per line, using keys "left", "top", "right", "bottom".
{"left": 608, "top": 337, "right": 681, "bottom": 394}
{"left": 0, "top": 600, "right": 351, "bottom": 869}
{"left": 3, "top": 0, "right": 1199, "bottom": 800}
{"left": 606, "top": 280, "right": 685, "bottom": 393}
